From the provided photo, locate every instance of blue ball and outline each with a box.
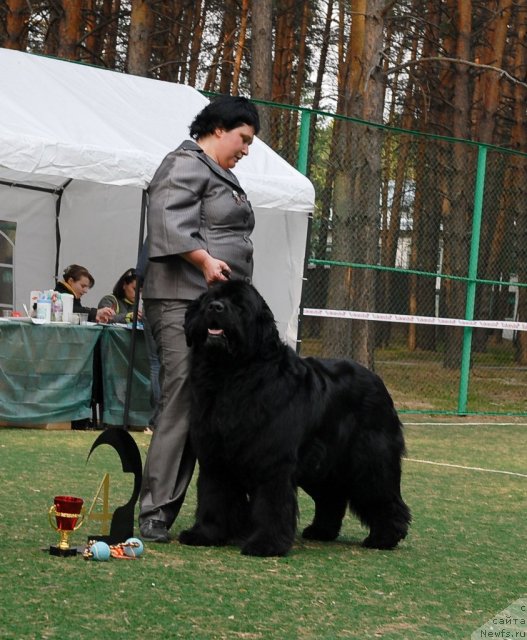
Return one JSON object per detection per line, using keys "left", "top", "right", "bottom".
{"left": 90, "top": 541, "right": 111, "bottom": 561}
{"left": 123, "top": 537, "right": 144, "bottom": 558}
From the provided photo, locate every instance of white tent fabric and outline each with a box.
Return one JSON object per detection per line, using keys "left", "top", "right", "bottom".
{"left": 0, "top": 49, "right": 314, "bottom": 343}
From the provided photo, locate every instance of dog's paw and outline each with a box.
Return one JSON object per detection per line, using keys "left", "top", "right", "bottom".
{"left": 241, "top": 535, "right": 291, "bottom": 557}
{"left": 301, "top": 524, "right": 339, "bottom": 541}
{"left": 178, "top": 527, "right": 225, "bottom": 547}
{"left": 362, "top": 531, "right": 403, "bottom": 550}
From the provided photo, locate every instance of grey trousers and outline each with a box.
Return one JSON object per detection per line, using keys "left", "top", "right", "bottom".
{"left": 142, "top": 313, "right": 161, "bottom": 429}
{"left": 139, "top": 299, "right": 196, "bottom": 529}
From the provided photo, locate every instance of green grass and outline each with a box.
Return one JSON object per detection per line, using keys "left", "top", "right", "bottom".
{"left": 1, "top": 424, "right": 526, "bottom": 639}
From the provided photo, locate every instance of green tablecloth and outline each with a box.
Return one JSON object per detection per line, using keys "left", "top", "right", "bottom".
{"left": 0, "top": 322, "right": 102, "bottom": 423}
{"left": 99, "top": 327, "right": 152, "bottom": 427}
{"left": 0, "top": 322, "right": 152, "bottom": 426}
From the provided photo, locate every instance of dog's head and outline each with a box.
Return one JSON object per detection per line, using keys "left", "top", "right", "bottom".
{"left": 184, "top": 280, "right": 281, "bottom": 361}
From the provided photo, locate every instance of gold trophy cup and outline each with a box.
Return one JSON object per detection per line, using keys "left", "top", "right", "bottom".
{"left": 48, "top": 495, "right": 85, "bottom": 556}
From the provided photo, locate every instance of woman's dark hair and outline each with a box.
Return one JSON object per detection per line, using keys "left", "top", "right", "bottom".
{"left": 189, "top": 96, "right": 260, "bottom": 139}
{"left": 112, "top": 268, "right": 137, "bottom": 299}
{"left": 63, "top": 264, "right": 95, "bottom": 288}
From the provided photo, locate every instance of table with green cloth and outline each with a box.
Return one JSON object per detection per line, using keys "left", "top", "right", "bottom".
{"left": 0, "top": 321, "right": 152, "bottom": 427}
{"left": 99, "top": 325, "right": 152, "bottom": 427}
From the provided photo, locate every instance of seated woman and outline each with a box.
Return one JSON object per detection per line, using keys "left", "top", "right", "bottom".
{"left": 98, "top": 268, "right": 142, "bottom": 324}
{"left": 56, "top": 264, "right": 114, "bottom": 323}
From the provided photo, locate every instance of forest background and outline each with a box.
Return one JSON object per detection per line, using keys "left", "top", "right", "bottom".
{"left": 1, "top": 0, "right": 527, "bottom": 415}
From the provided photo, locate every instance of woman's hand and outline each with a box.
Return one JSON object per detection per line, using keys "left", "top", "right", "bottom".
{"left": 182, "top": 249, "right": 231, "bottom": 286}
{"left": 96, "top": 307, "right": 115, "bottom": 324}
{"left": 201, "top": 256, "right": 231, "bottom": 285}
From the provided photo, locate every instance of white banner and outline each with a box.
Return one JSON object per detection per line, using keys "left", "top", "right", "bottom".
{"left": 303, "top": 308, "right": 527, "bottom": 332}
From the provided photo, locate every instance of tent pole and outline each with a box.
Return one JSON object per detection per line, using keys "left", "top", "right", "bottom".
{"left": 53, "top": 179, "right": 73, "bottom": 285}
{"left": 122, "top": 189, "right": 148, "bottom": 429}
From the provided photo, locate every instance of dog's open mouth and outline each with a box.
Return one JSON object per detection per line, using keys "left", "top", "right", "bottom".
{"left": 205, "top": 326, "right": 229, "bottom": 351}
{"left": 208, "top": 328, "right": 225, "bottom": 338}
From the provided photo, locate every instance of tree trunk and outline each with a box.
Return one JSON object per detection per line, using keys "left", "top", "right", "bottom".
{"left": 510, "top": 9, "right": 527, "bottom": 364}
{"left": 407, "top": 0, "right": 442, "bottom": 352}
{"left": 57, "top": 0, "right": 83, "bottom": 60}
{"left": 219, "top": 0, "right": 236, "bottom": 94}
{"left": 232, "top": 0, "right": 249, "bottom": 95}
{"left": 306, "top": 0, "right": 333, "bottom": 176}
{"left": 442, "top": 0, "right": 472, "bottom": 369}
{"left": 270, "top": 0, "right": 301, "bottom": 164}
{"left": 471, "top": 0, "right": 510, "bottom": 351}
{"left": 408, "top": 139, "right": 441, "bottom": 351}
{"left": 4, "top": 0, "right": 29, "bottom": 50}
{"left": 43, "top": 3, "right": 62, "bottom": 56}
{"left": 250, "top": 0, "right": 273, "bottom": 141}
{"left": 378, "top": 28, "right": 416, "bottom": 348}
{"left": 102, "top": 0, "right": 121, "bottom": 69}
{"left": 204, "top": 30, "right": 222, "bottom": 92}
{"left": 84, "top": 0, "right": 98, "bottom": 63}
{"left": 322, "top": 0, "right": 385, "bottom": 369}
{"left": 189, "top": 2, "right": 206, "bottom": 86}
{"left": 127, "top": 0, "right": 154, "bottom": 77}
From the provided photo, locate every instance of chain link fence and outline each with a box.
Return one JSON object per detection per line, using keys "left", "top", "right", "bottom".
{"left": 253, "top": 100, "right": 527, "bottom": 418}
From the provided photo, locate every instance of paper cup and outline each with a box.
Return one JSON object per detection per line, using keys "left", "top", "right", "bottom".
{"left": 61, "top": 293, "right": 74, "bottom": 323}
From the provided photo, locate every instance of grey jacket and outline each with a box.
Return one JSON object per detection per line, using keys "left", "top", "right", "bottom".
{"left": 142, "top": 140, "right": 255, "bottom": 301}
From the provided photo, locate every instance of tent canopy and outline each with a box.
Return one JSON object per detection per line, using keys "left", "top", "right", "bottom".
{"left": 0, "top": 49, "right": 314, "bottom": 343}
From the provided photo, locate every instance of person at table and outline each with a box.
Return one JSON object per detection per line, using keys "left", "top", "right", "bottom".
{"left": 55, "top": 264, "right": 114, "bottom": 323}
{"left": 138, "top": 95, "right": 260, "bottom": 543}
{"left": 98, "top": 267, "right": 142, "bottom": 324}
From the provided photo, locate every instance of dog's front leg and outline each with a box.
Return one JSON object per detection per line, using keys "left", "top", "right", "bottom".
{"left": 241, "top": 470, "right": 298, "bottom": 557}
{"left": 179, "top": 467, "right": 246, "bottom": 547}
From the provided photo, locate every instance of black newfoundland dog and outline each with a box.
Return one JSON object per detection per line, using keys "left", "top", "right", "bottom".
{"left": 179, "top": 280, "right": 411, "bottom": 557}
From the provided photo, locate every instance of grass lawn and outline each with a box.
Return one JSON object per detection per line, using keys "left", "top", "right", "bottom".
{"left": 0, "top": 422, "right": 525, "bottom": 639}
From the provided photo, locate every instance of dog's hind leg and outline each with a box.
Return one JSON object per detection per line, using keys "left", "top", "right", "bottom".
{"left": 301, "top": 486, "right": 347, "bottom": 541}
{"left": 354, "top": 493, "right": 411, "bottom": 550}
{"left": 346, "top": 413, "right": 411, "bottom": 549}
{"left": 347, "top": 463, "right": 411, "bottom": 550}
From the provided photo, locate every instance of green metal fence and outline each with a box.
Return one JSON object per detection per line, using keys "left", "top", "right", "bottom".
{"left": 251, "top": 98, "right": 527, "bottom": 418}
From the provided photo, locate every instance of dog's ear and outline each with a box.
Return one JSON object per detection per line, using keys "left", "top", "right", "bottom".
{"left": 184, "top": 295, "right": 203, "bottom": 346}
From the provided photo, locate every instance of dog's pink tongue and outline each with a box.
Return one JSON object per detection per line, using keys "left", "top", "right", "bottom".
{"left": 208, "top": 329, "right": 224, "bottom": 336}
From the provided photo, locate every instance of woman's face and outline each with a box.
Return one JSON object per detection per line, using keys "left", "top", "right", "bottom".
{"left": 67, "top": 275, "right": 91, "bottom": 298}
{"left": 123, "top": 279, "right": 136, "bottom": 302}
{"left": 215, "top": 124, "right": 255, "bottom": 170}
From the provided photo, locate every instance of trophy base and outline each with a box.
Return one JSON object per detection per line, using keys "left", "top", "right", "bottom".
{"left": 49, "top": 545, "right": 79, "bottom": 557}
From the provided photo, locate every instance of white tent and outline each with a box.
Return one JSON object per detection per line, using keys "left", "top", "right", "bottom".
{"left": 0, "top": 49, "right": 314, "bottom": 343}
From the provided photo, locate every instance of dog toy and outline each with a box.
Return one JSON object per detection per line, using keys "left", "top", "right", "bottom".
{"left": 83, "top": 538, "right": 145, "bottom": 560}
{"left": 109, "top": 538, "right": 145, "bottom": 559}
{"left": 83, "top": 540, "right": 111, "bottom": 561}
{"left": 122, "top": 537, "right": 144, "bottom": 558}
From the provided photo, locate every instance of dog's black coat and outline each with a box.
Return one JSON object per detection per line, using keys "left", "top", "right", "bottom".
{"left": 179, "top": 280, "right": 411, "bottom": 557}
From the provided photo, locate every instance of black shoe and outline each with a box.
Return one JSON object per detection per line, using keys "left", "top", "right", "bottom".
{"left": 139, "top": 519, "right": 171, "bottom": 543}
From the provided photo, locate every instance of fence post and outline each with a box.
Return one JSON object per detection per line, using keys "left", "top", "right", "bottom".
{"left": 296, "top": 108, "right": 311, "bottom": 175}
{"left": 458, "top": 145, "right": 487, "bottom": 413}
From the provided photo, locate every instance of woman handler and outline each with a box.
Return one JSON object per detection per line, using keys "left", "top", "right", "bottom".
{"left": 139, "top": 96, "right": 260, "bottom": 542}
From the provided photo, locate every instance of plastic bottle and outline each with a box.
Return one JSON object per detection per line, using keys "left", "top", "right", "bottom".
{"left": 51, "top": 292, "right": 63, "bottom": 322}
{"left": 36, "top": 295, "right": 52, "bottom": 322}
